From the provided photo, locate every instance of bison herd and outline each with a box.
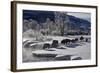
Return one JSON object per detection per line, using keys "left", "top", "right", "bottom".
{"left": 23, "top": 36, "right": 90, "bottom": 49}
{"left": 43, "top": 36, "right": 90, "bottom": 49}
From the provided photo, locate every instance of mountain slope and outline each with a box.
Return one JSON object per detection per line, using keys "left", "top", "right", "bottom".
{"left": 23, "top": 10, "right": 91, "bottom": 31}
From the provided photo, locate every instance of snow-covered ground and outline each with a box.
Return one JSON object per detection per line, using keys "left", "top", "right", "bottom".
{"left": 22, "top": 35, "right": 91, "bottom": 62}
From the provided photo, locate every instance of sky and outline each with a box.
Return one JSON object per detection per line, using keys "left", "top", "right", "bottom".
{"left": 67, "top": 12, "right": 91, "bottom": 22}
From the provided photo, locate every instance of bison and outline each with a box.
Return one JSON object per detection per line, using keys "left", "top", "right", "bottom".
{"left": 75, "top": 38, "right": 78, "bottom": 42}
{"left": 80, "top": 36, "right": 84, "bottom": 41}
{"left": 61, "top": 39, "right": 70, "bottom": 45}
{"left": 71, "top": 38, "right": 78, "bottom": 43}
{"left": 51, "top": 40, "right": 58, "bottom": 48}
{"left": 43, "top": 43, "right": 51, "bottom": 49}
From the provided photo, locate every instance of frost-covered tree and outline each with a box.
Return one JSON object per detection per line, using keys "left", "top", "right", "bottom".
{"left": 23, "top": 19, "right": 30, "bottom": 32}
{"left": 42, "top": 18, "right": 52, "bottom": 35}
{"left": 54, "top": 12, "right": 69, "bottom": 36}
{"left": 28, "top": 19, "right": 38, "bottom": 30}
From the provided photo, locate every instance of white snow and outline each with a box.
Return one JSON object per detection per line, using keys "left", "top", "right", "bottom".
{"left": 32, "top": 42, "right": 90, "bottom": 60}
{"left": 23, "top": 35, "right": 91, "bottom": 62}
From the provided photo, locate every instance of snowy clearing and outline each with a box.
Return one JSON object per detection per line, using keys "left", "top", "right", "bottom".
{"left": 22, "top": 35, "right": 91, "bottom": 62}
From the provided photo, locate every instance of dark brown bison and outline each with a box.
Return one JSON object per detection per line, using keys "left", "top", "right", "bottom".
{"left": 75, "top": 38, "right": 78, "bottom": 42}
{"left": 80, "top": 36, "right": 84, "bottom": 41}
{"left": 85, "top": 38, "right": 90, "bottom": 42}
{"left": 71, "top": 38, "right": 78, "bottom": 43}
{"left": 51, "top": 40, "right": 58, "bottom": 48}
{"left": 61, "top": 39, "right": 70, "bottom": 45}
{"left": 70, "top": 39, "right": 76, "bottom": 43}
{"left": 43, "top": 43, "right": 51, "bottom": 49}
